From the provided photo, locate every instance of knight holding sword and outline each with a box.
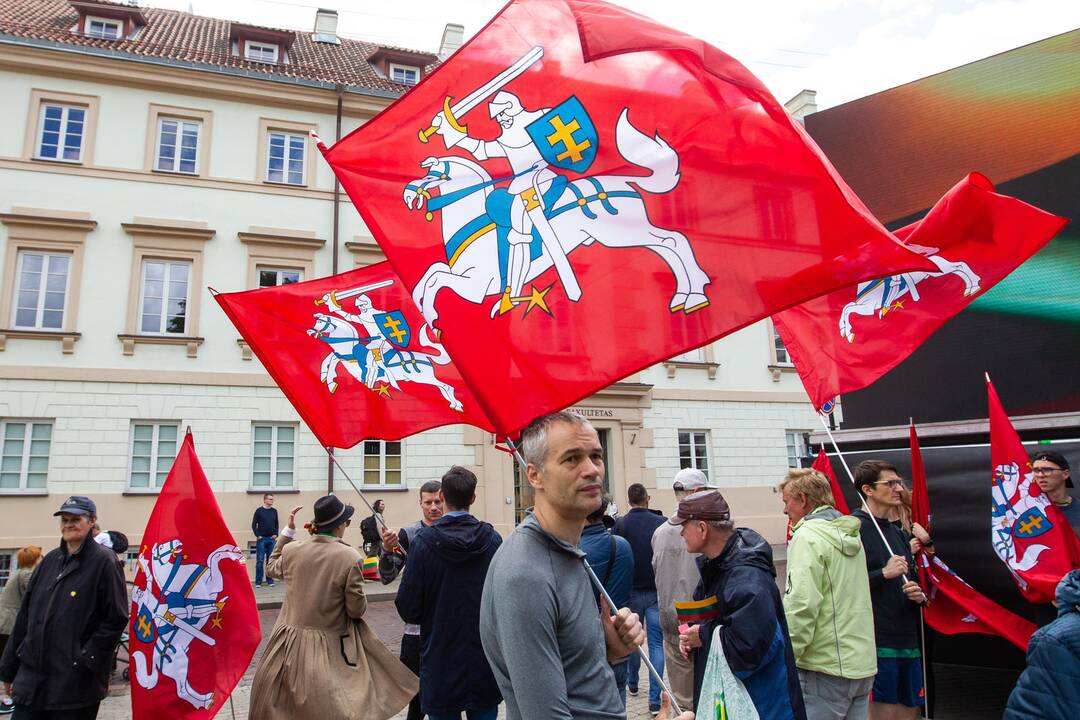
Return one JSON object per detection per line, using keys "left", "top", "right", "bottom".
{"left": 423, "top": 46, "right": 584, "bottom": 315}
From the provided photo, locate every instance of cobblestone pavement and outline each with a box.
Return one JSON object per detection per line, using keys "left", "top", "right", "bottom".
{"left": 97, "top": 598, "right": 1015, "bottom": 719}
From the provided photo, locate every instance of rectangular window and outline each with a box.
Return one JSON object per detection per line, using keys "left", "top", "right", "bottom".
{"left": 362, "top": 440, "right": 402, "bottom": 487}
{"left": 672, "top": 347, "right": 705, "bottom": 363}
{"left": 251, "top": 425, "right": 295, "bottom": 489}
{"left": 155, "top": 118, "right": 200, "bottom": 174}
{"left": 773, "top": 325, "right": 791, "bottom": 364}
{"left": 37, "top": 103, "right": 86, "bottom": 162}
{"left": 678, "top": 430, "right": 709, "bottom": 478}
{"left": 786, "top": 431, "right": 810, "bottom": 468}
{"left": 0, "top": 552, "right": 13, "bottom": 588}
{"left": 390, "top": 63, "right": 420, "bottom": 86}
{"left": 12, "top": 251, "right": 70, "bottom": 330}
{"left": 129, "top": 423, "right": 178, "bottom": 490}
{"left": 266, "top": 132, "right": 306, "bottom": 185}
{"left": 245, "top": 41, "right": 279, "bottom": 63}
{"left": 1, "top": 421, "right": 51, "bottom": 491}
{"left": 85, "top": 16, "right": 123, "bottom": 40}
{"left": 258, "top": 267, "right": 302, "bottom": 288}
{"left": 139, "top": 259, "right": 190, "bottom": 334}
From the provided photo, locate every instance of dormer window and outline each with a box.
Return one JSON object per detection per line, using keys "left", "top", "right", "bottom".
{"left": 390, "top": 63, "right": 420, "bottom": 86}
{"left": 245, "top": 41, "right": 279, "bottom": 64}
{"left": 85, "top": 15, "right": 122, "bottom": 40}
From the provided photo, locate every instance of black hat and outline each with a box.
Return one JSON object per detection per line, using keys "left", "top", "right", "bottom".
{"left": 54, "top": 495, "right": 96, "bottom": 517}
{"left": 312, "top": 495, "right": 355, "bottom": 530}
{"left": 1033, "top": 450, "right": 1072, "bottom": 488}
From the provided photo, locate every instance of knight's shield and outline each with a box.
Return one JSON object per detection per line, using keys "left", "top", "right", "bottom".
{"left": 374, "top": 310, "right": 411, "bottom": 348}
{"left": 134, "top": 605, "right": 157, "bottom": 643}
{"left": 526, "top": 96, "right": 598, "bottom": 174}
{"left": 1012, "top": 507, "right": 1053, "bottom": 539}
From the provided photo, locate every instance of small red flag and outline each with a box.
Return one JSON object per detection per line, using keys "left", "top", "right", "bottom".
{"left": 773, "top": 174, "right": 1066, "bottom": 410}
{"left": 988, "top": 377, "right": 1080, "bottom": 603}
{"left": 319, "top": 0, "right": 932, "bottom": 435}
{"left": 130, "top": 432, "right": 260, "bottom": 720}
{"left": 812, "top": 447, "right": 850, "bottom": 515}
{"left": 909, "top": 420, "right": 1036, "bottom": 651}
{"left": 214, "top": 262, "right": 494, "bottom": 447}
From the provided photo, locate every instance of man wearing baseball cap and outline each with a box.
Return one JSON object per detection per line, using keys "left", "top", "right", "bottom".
{"left": 0, "top": 496, "right": 128, "bottom": 718}
{"left": 673, "top": 489, "right": 806, "bottom": 720}
{"left": 651, "top": 469, "right": 712, "bottom": 710}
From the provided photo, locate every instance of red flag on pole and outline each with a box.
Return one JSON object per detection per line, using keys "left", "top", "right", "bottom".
{"left": 773, "top": 174, "right": 1066, "bottom": 410}
{"left": 214, "top": 262, "right": 494, "bottom": 448}
{"left": 318, "top": 0, "right": 934, "bottom": 435}
{"left": 908, "top": 419, "right": 1036, "bottom": 650}
{"left": 812, "top": 446, "right": 850, "bottom": 515}
{"left": 988, "top": 377, "right": 1080, "bottom": 603}
{"left": 130, "top": 431, "right": 260, "bottom": 720}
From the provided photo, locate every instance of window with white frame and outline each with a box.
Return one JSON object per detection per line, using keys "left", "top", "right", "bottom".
{"left": 36, "top": 103, "right": 86, "bottom": 162}
{"left": 0, "top": 421, "right": 51, "bottom": 491}
{"left": 155, "top": 118, "right": 200, "bottom": 174}
{"left": 258, "top": 267, "right": 302, "bottom": 288}
{"left": 678, "top": 430, "right": 709, "bottom": 478}
{"left": 245, "top": 41, "right": 279, "bottom": 63}
{"left": 251, "top": 425, "right": 295, "bottom": 489}
{"left": 139, "top": 259, "right": 190, "bottom": 335}
{"left": 266, "top": 131, "right": 306, "bottom": 185}
{"left": 362, "top": 440, "right": 402, "bottom": 487}
{"left": 85, "top": 15, "right": 123, "bottom": 40}
{"left": 786, "top": 430, "right": 810, "bottom": 468}
{"left": 0, "top": 552, "right": 14, "bottom": 588}
{"left": 129, "top": 423, "right": 178, "bottom": 490}
{"left": 12, "top": 251, "right": 70, "bottom": 330}
{"left": 672, "top": 347, "right": 705, "bottom": 363}
{"left": 389, "top": 63, "right": 420, "bottom": 86}
{"left": 773, "top": 324, "right": 791, "bottom": 364}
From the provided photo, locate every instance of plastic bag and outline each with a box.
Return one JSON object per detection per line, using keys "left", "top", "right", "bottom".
{"left": 695, "top": 626, "right": 759, "bottom": 720}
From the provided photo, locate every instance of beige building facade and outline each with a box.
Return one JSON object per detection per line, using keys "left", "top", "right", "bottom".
{"left": 0, "top": 1, "right": 819, "bottom": 583}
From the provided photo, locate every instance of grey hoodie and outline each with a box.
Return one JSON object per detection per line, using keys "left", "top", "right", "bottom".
{"left": 480, "top": 512, "right": 624, "bottom": 720}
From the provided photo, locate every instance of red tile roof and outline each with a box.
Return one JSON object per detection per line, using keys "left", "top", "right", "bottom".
{"left": 0, "top": 0, "right": 438, "bottom": 94}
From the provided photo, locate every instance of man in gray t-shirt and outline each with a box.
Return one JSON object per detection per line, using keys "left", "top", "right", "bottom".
{"left": 480, "top": 411, "right": 692, "bottom": 720}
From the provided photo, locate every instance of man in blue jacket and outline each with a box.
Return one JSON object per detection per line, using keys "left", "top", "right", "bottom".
{"left": 395, "top": 467, "right": 503, "bottom": 720}
{"left": 1004, "top": 569, "right": 1080, "bottom": 720}
{"left": 674, "top": 489, "right": 807, "bottom": 720}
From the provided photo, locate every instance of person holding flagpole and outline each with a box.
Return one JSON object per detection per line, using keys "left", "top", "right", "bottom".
{"left": 249, "top": 497, "right": 418, "bottom": 720}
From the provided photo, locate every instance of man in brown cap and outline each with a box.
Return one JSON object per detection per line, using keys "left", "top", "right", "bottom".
{"left": 673, "top": 489, "right": 807, "bottom": 720}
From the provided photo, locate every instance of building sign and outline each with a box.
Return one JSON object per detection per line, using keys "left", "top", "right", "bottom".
{"left": 570, "top": 407, "right": 615, "bottom": 418}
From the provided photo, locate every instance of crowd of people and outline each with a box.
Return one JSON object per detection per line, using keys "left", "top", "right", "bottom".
{"left": 0, "top": 412, "right": 1076, "bottom": 719}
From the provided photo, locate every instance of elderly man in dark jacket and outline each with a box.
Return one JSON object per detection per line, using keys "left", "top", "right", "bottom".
{"left": 1004, "top": 569, "right": 1080, "bottom": 720}
{"left": 395, "top": 467, "right": 503, "bottom": 720}
{"left": 673, "top": 489, "right": 807, "bottom": 720}
{"left": 0, "top": 496, "right": 128, "bottom": 719}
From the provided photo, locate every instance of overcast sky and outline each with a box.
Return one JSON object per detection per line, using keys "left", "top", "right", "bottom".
{"left": 148, "top": 0, "right": 1079, "bottom": 109}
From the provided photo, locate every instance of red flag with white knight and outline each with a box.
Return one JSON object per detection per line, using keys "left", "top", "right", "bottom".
{"left": 318, "top": 0, "right": 936, "bottom": 435}
{"left": 909, "top": 420, "right": 1036, "bottom": 651}
{"left": 988, "top": 377, "right": 1080, "bottom": 603}
{"left": 214, "top": 262, "right": 494, "bottom": 448}
{"left": 130, "top": 431, "right": 260, "bottom": 720}
{"left": 773, "top": 173, "right": 1066, "bottom": 410}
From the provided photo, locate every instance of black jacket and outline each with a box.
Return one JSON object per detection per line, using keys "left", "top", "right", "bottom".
{"left": 693, "top": 528, "right": 807, "bottom": 720}
{"left": 395, "top": 513, "right": 503, "bottom": 714}
{"left": 0, "top": 535, "right": 128, "bottom": 710}
{"left": 852, "top": 509, "right": 920, "bottom": 649}
{"left": 614, "top": 507, "right": 666, "bottom": 591}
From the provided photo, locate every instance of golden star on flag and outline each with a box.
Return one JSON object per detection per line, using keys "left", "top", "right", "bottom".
{"left": 374, "top": 383, "right": 392, "bottom": 399}
{"left": 211, "top": 615, "right": 223, "bottom": 629}
{"left": 523, "top": 284, "right": 554, "bottom": 317}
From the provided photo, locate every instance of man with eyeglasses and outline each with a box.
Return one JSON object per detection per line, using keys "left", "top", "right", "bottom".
{"left": 852, "top": 460, "right": 927, "bottom": 720}
{"left": 1031, "top": 451, "right": 1079, "bottom": 538}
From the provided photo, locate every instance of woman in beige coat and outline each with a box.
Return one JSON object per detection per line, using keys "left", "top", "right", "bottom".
{"left": 249, "top": 496, "right": 418, "bottom": 719}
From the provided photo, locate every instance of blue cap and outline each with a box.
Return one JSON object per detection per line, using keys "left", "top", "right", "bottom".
{"left": 54, "top": 495, "right": 97, "bottom": 516}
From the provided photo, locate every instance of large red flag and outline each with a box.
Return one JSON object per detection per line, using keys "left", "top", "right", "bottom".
{"left": 773, "top": 174, "right": 1066, "bottom": 410}
{"left": 214, "top": 262, "right": 494, "bottom": 447}
{"left": 812, "top": 447, "right": 850, "bottom": 514}
{"left": 908, "top": 420, "right": 1035, "bottom": 650}
{"left": 988, "top": 377, "right": 1080, "bottom": 603}
{"left": 130, "top": 432, "right": 260, "bottom": 720}
{"left": 319, "top": 0, "right": 933, "bottom": 435}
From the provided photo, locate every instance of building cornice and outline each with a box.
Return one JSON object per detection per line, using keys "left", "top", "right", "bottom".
{"left": 0, "top": 36, "right": 396, "bottom": 115}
